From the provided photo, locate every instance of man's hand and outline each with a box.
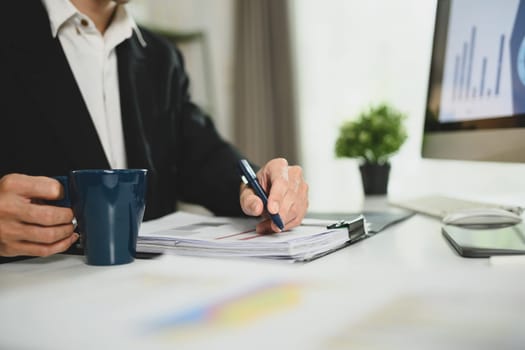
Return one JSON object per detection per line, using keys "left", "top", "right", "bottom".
{"left": 0, "top": 174, "right": 78, "bottom": 257}
{"left": 240, "top": 158, "right": 309, "bottom": 233}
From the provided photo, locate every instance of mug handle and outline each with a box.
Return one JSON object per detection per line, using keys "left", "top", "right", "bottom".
{"left": 45, "top": 176, "right": 82, "bottom": 254}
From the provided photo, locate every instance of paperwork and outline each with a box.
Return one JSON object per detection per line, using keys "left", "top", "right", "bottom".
{"left": 138, "top": 212, "right": 364, "bottom": 262}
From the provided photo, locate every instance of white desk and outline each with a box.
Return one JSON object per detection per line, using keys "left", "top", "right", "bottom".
{"left": 2, "top": 202, "right": 525, "bottom": 350}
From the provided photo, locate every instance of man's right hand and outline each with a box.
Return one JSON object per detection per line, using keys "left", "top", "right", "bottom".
{"left": 0, "top": 174, "right": 78, "bottom": 257}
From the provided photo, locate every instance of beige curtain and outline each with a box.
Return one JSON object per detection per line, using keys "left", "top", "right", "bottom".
{"left": 233, "top": 0, "right": 298, "bottom": 166}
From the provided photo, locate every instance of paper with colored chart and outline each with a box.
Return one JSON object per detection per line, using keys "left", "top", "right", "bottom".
{"left": 138, "top": 211, "right": 356, "bottom": 262}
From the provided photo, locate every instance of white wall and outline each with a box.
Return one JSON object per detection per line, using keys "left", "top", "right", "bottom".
{"left": 291, "top": 0, "right": 525, "bottom": 212}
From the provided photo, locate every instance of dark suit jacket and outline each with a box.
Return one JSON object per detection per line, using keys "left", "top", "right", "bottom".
{"left": 0, "top": 1, "right": 246, "bottom": 221}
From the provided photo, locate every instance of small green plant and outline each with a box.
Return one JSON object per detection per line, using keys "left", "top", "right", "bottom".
{"left": 335, "top": 103, "right": 407, "bottom": 164}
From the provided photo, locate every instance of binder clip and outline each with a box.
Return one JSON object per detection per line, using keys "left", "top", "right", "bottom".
{"left": 327, "top": 215, "right": 370, "bottom": 243}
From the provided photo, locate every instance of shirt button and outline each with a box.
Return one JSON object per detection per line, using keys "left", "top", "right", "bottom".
{"left": 80, "top": 18, "right": 89, "bottom": 27}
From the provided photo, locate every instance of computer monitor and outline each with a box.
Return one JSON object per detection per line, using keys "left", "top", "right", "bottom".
{"left": 423, "top": 0, "right": 525, "bottom": 163}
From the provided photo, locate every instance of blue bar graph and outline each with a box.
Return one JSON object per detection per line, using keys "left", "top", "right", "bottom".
{"left": 480, "top": 57, "right": 487, "bottom": 97}
{"left": 453, "top": 55, "right": 460, "bottom": 100}
{"left": 459, "top": 42, "right": 468, "bottom": 99}
{"left": 452, "top": 27, "right": 506, "bottom": 100}
{"left": 495, "top": 34, "right": 505, "bottom": 95}
{"left": 466, "top": 26, "right": 477, "bottom": 98}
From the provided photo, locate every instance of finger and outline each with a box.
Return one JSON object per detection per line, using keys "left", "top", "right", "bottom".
{"left": 260, "top": 159, "right": 289, "bottom": 214}
{"left": 239, "top": 184, "right": 264, "bottom": 216}
{"left": 256, "top": 218, "right": 280, "bottom": 234}
{"left": 263, "top": 158, "right": 289, "bottom": 184}
{"left": 258, "top": 203, "right": 305, "bottom": 233}
{"left": 276, "top": 167, "right": 308, "bottom": 228}
{"left": 0, "top": 184, "right": 74, "bottom": 226}
{"left": 0, "top": 174, "right": 63, "bottom": 200}
{"left": 282, "top": 203, "right": 304, "bottom": 230}
{"left": 2, "top": 233, "right": 79, "bottom": 257}
{"left": 242, "top": 194, "right": 264, "bottom": 217}
{"left": 20, "top": 204, "right": 74, "bottom": 227}
{"left": 6, "top": 221, "right": 77, "bottom": 244}
{"left": 289, "top": 181, "right": 309, "bottom": 226}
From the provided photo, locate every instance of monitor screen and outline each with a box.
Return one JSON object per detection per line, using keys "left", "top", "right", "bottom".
{"left": 423, "top": 0, "right": 525, "bottom": 162}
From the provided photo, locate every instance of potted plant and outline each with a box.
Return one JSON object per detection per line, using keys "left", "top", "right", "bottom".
{"left": 335, "top": 103, "right": 407, "bottom": 195}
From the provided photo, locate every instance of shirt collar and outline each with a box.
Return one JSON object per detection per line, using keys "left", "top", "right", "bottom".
{"left": 40, "top": 0, "right": 147, "bottom": 47}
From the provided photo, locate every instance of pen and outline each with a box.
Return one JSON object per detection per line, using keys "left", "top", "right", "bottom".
{"left": 238, "top": 159, "right": 285, "bottom": 231}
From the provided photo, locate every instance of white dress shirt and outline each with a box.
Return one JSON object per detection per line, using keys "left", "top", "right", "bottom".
{"left": 41, "top": 0, "right": 147, "bottom": 169}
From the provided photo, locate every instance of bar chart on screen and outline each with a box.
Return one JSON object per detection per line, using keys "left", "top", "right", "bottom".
{"left": 439, "top": 0, "right": 523, "bottom": 122}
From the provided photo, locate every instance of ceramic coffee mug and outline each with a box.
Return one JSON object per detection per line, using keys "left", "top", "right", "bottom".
{"left": 51, "top": 169, "right": 147, "bottom": 266}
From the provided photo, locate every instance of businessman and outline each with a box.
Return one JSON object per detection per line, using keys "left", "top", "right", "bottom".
{"left": 0, "top": 0, "right": 309, "bottom": 259}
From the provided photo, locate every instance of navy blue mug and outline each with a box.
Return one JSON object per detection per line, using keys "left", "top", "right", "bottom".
{"left": 52, "top": 169, "right": 147, "bottom": 266}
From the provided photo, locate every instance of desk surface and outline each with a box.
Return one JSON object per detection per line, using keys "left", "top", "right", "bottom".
{"left": 2, "top": 199, "right": 525, "bottom": 350}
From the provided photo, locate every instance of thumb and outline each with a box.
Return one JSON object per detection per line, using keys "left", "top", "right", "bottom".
{"left": 240, "top": 185, "right": 264, "bottom": 216}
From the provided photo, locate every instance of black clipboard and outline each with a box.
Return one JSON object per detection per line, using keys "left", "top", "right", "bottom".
{"left": 296, "top": 215, "right": 368, "bottom": 262}
{"left": 307, "top": 209, "right": 414, "bottom": 234}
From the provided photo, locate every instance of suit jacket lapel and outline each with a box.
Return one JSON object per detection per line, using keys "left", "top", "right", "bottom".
{"left": 117, "top": 35, "right": 155, "bottom": 171}
{"left": 9, "top": 1, "right": 109, "bottom": 170}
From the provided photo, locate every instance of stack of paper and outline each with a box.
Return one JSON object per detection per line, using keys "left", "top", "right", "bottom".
{"left": 138, "top": 212, "right": 363, "bottom": 262}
